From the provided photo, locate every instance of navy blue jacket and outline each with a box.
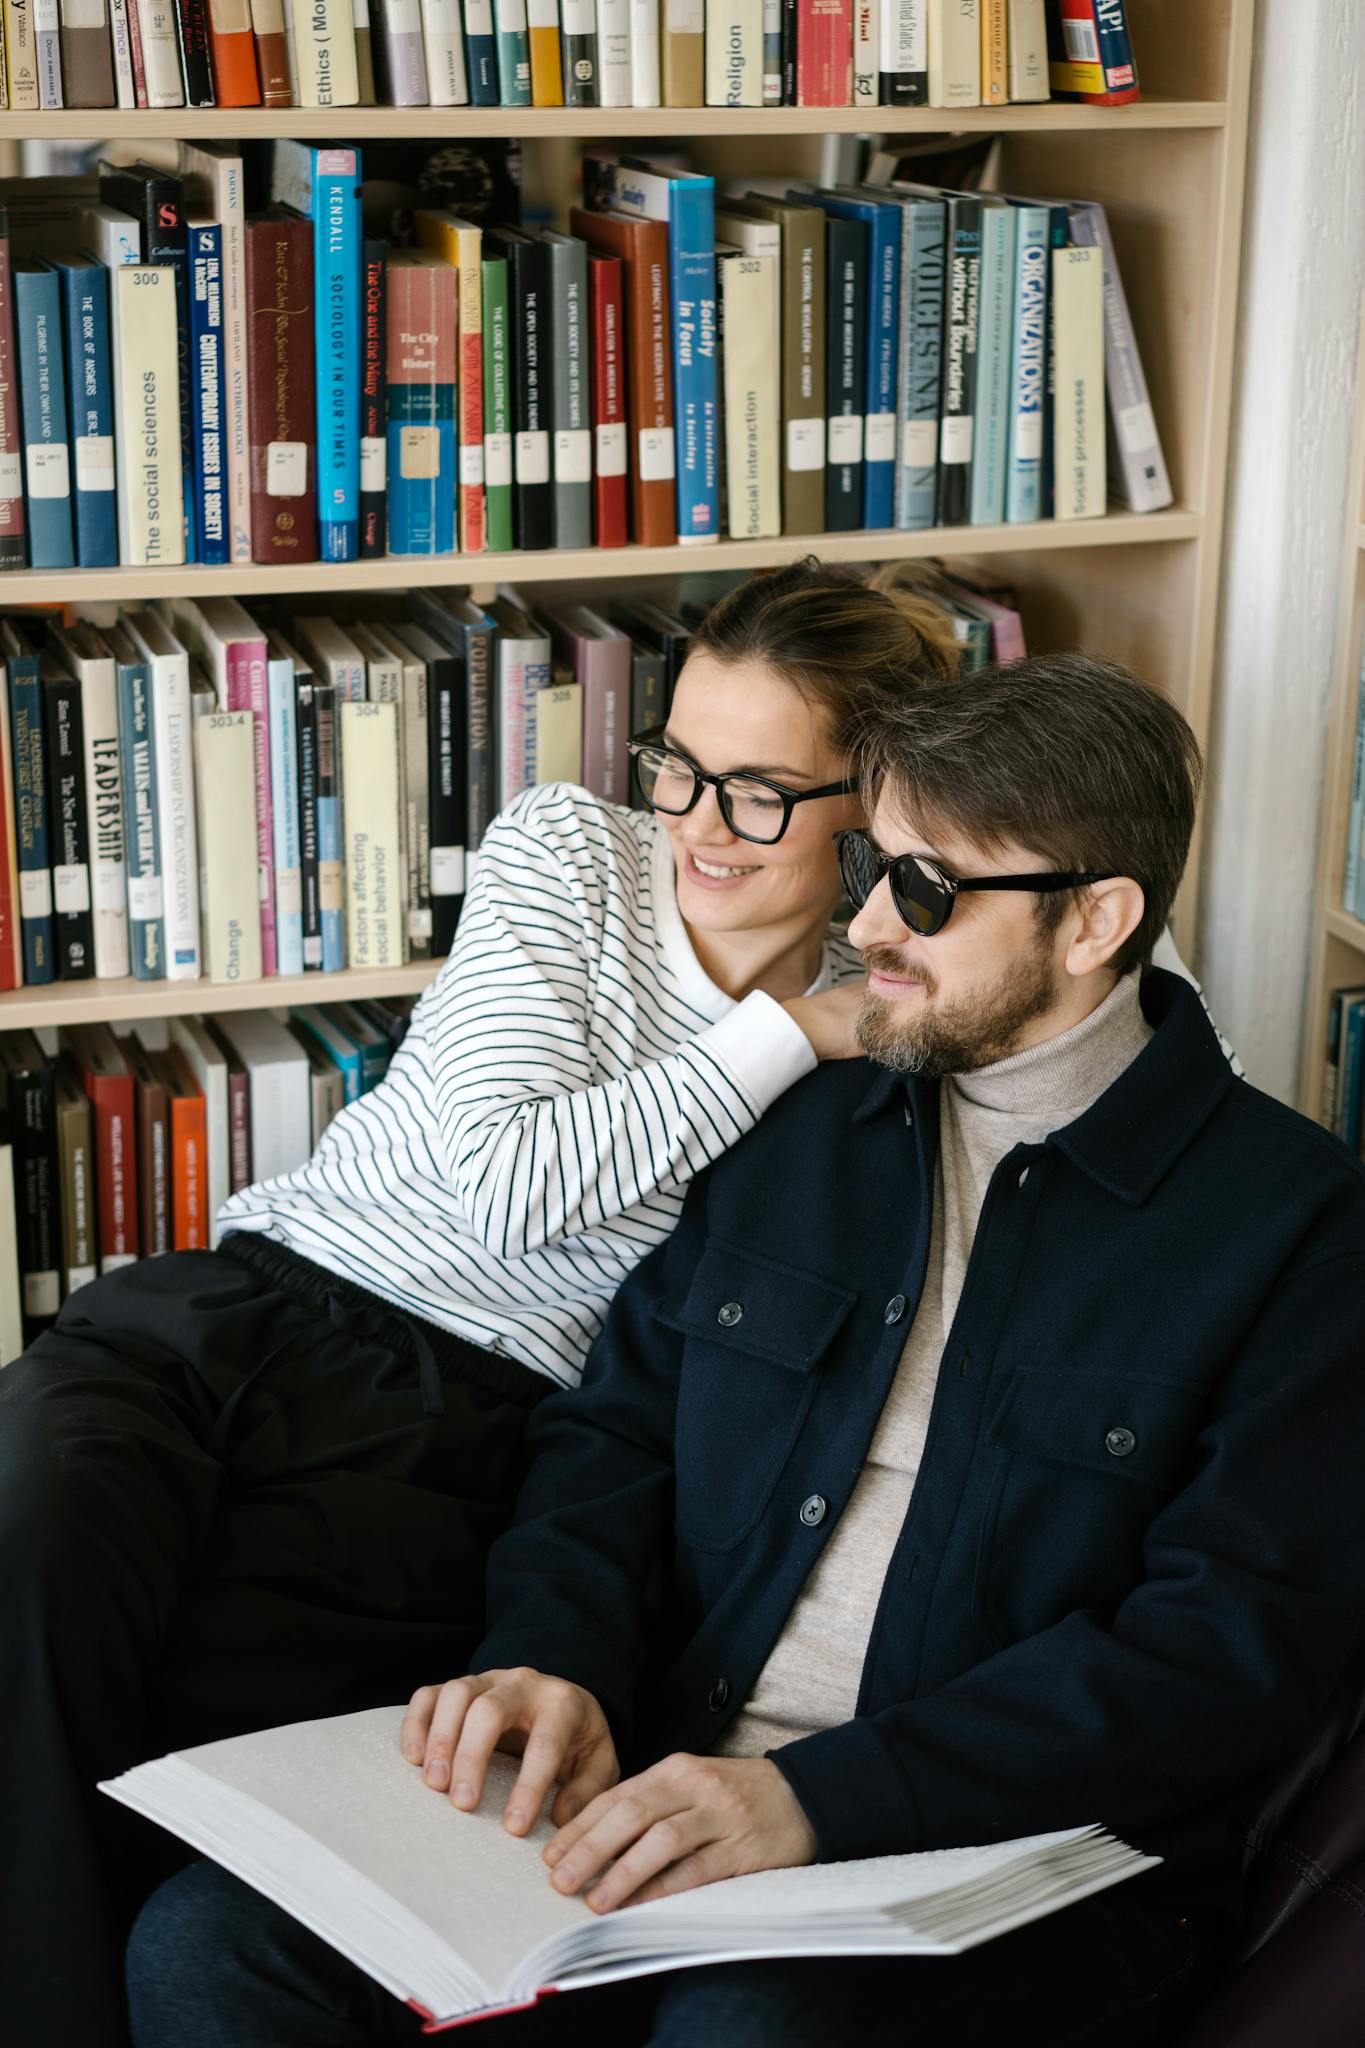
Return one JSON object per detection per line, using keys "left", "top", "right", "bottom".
{"left": 475, "top": 972, "right": 1365, "bottom": 1924}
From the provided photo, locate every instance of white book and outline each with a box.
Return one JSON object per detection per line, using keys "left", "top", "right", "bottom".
{"left": 48, "top": 623, "right": 130, "bottom": 979}
{"left": 535, "top": 680, "right": 583, "bottom": 785}
{"left": 1066, "top": 200, "right": 1173, "bottom": 516}
{"left": 103, "top": 1707, "right": 1158, "bottom": 2033}
{"left": 1052, "top": 243, "right": 1106, "bottom": 521}
{"left": 0, "top": 1122, "right": 21, "bottom": 1364}
{"left": 108, "top": 0, "right": 138, "bottom": 103}
{"left": 212, "top": 1011, "right": 311, "bottom": 1182}
{"left": 124, "top": 612, "right": 201, "bottom": 981}
{"left": 340, "top": 701, "right": 405, "bottom": 970}
{"left": 1005, "top": 0, "right": 1047, "bottom": 100}
{"left": 78, "top": 201, "right": 140, "bottom": 270}
{"left": 879, "top": 0, "right": 924, "bottom": 90}
{"left": 294, "top": 617, "right": 367, "bottom": 703}
{"left": 927, "top": 0, "right": 979, "bottom": 105}
{"left": 289, "top": 0, "right": 360, "bottom": 101}
{"left": 134, "top": 0, "right": 187, "bottom": 103}
{"left": 629, "top": 0, "right": 658, "bottom": 102}
{"left": 110, "top": 266, "right": 185, "bottom": 567}
{"left": 419, "top": 0, "right": 468, "bottom": 103}
{"left": 33, "top": 0, "right": 61, "bottom": 103}
{"left": 169, "top": 1015, "right": 231, "bottom": 1247}
{"left": 705, "top": 0, "right": 760, "bottom": 102}
{"left": 719, "top": 251, "right": 779, "bottom": 539}
{"left": 3, "top": 0, "right": 38, "bottom": 108}
{"left": 347, "top": 621, "right": 408, "bottom": 944}
{"left": 854, "top": 0, "right": 877, "bottom": 104}
{"left": 714, "top": 208, "right": 781, "bottom": 357}
{"left": 179, "top": 145, "right": 252, "bottom": 565}
{"left": 596, "top": 0, "right": 630, "bottom": 102}
{"left": 192, "top": 708, "right": 262, "bottom": 993}
{"left": 362, "top": 623, "right": 430, "bottom": 960}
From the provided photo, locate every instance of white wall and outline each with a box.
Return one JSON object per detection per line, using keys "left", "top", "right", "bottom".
{"left": 1197, "top": 0, "right": 1365, "bottom": 1100}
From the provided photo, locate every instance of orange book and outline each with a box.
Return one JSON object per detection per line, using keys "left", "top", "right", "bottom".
{"left": 981, "top": 0, "right": 1006, "bottom": 103}
{"left": 206, "top": 0, "right": 262, "bottom": 100}
{"left": 527, "top": 1, "right": 564, "bottom": 104}
{"left": 153, "top": 1047, "right": 208, "bottom": 1252}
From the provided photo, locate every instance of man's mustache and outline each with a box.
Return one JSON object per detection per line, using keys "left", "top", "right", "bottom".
{"left": 861, "top": 947, "right": 937, "bottom": 995}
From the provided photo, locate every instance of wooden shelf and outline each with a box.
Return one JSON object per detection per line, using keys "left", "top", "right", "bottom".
{"left": 0, "top": 99, "right": 1229, "bottom": 143}
{"left": 1324, "top": 907, "right": 1365, "bottom": 953}
{"left": 0, "top": 510, "right": 1202, "bottom": 607}
{"left": 0, "top": 961, "right": 442, "bottom": 1032}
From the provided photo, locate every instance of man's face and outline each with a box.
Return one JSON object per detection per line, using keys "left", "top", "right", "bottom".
{"left": 845, "top": 798, "right": 1069, "bottom": 1078}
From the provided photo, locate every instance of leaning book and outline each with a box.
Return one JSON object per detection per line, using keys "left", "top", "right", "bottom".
{"left": 103, "top": 1706, "right": 1159, "bottom": 2034}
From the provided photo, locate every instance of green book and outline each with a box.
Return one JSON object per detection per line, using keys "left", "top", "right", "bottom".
{"left": 481, "top": 254, "right": 513, "bottom": 553}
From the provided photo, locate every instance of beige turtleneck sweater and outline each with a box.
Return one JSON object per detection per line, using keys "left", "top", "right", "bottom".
{"left": 716, "top": 972, "right": 1154, "bottom": 1759}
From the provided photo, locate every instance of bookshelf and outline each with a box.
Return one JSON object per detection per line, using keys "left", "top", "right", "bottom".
{"left": 0, "top": 0, "right": 1255, "bottom": 1041}
{"left": 1299, "top": 292, "right": 1365, "bottom": 1117}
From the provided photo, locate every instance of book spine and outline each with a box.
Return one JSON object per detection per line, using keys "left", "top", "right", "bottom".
{"left": 385, "top": 258, "right": 456, "bottom": 556}
{"left": 0, "top": 677, "right": 21, "bottom": 991}
{"left": 1051, "top": 241, "right": 1105, "bottom": 520}
{"left": 1006, "top": 0, "right": 1046, "bottom": 98}
{"left": 491, "top": 0, "right": 529, "bottom": 100}
{"left": 310, "top": 148, "right": 362, "bottom": 563}
{"left": 574, "top": 210, "right": 674, "bottom": 547}
{"left": 463, "top": 617, "right": 495, "bottom": 855}
{"left": 353, "top": 0, "right": 375, "bottom": 97}
{"left": 268, "top": 657, "right": 303, "bottom": 975}
{"left": 535, "top": 678, "right": 582, "bottom": 782}
{"left": 578, "top": 640, "right": 629, "bottom": 805}
{"left": 1003, "top": 204, "right": 1048, "bottom": 523}
{"left": 4, "top": 0, "right": 38, "bottom": 106}
{"left": 589, "top": 252, "right": 627, "bottom": 546}
{"left": 249, "top": 0, "right": 290, "bottom": 98}
{"left": 980, "top": 0, "right": 1005, "bottom": 102}
{"left": 398, "top": 652, "right": 430, "bottom": 957}
{"left": 560, "top": 0, "right": 596, "bottom": 102}
{"left": 173, "top": 0, "right": 216, "bottom": 98}
{"left": 705, "top": 0, "right": 758, "bottom": 104}
{"left": 719, "top": 252, "right": 778, "bottom": 539}
{"left": 427, "top": 655, "right": 465, "bottom": 955}
{"left": 927, "top": 0, "right": 978, "bottom": 103}
{"left": 968, "top": 204, "right": 1014, "bottom": 526}
{"left": 505, "top": 236, "right": 551, "bottom": 552}
{"left": 15, "top": 268, "right": 75, "bottom": 570}
{"left": 59, "top": 0, "right": 117, "bottom": 104}
{"left": 360, "top": 239, "right": 387, "bottom": 557}
{"left": 206, "top": 0, "right": 260, "bottom": 97}
{"left": 314, "top": 679, "right": 344, "bottom": 969}
{"left": 224, "top": 640, "right": 277, "bottom": 977}
{"left": 81, "top": 658, "right": 130, "bottom": 978}
{"left": 86, "top": 1069, "right": 137, "bottom": 1265}
{"left": 526, "top": 0, "right": 562, "bottom": 101}
{"left": 125, "top": 0, "right": 148, "bottom": 100}
{"left": 8, "top": 657, "right": 56, "bottom": 983}
{"left": 370, "top": 0, "right": 426, "bottom": 99}
{"left": 419, "top": 0, "right": 467, "bottom": 101}
{"left": 12, "top": 1064, "right": 60, "bottom": 1336}
{"left": 0, "top": 220, "right": 26, "bottom": 566}
{"left": 194, "top": 708, "right": 263, "bottom": 982}
{"left": 110, "top": 266, "right": 184, "bottom": 567}
{"left": 169, "top": 1064, "right": 206, "bottom": 1249}
{"left": 108, "top": 0, "right": 137, "bottom": 101}
{"left": 861, "top": 206, "right": 897, "bottom": 529}
{"left": 1039, "top": 199, "right": 1069, "bottom": 516}
{"left": 796, "top": 0, "right": 849, "bottom": 104}
{"left": 134, "top": 0, "right": 185, "bottom": 102}
{"left": 459, "top": 0, "right": 496, "bottom": 100}
{"left": 115, "top": 657, "right": 164, "bottom": 979}
{"left": 245, "top": 216, "right": 318, "bottom": 564}
{"left": 852, "top": 0, "right": 874, "bottom": 107}
{"left": 189, "top": 224, "right": 229, "bottom": 565}
{"left": 1052, "top": 0, "right": 1136, "bottom": 104}
{"left": 34, "top": 0, "right": 61, "bottom": 101}
{"left": 133, "top": 1060, "right": 169, "bottom": 1253}
{"left": 226, "top": 1056, "right": 250, "bottom": 1185}
{"left": 548, "top": 236, "right": 591, "bottom": 549}
{"left": 667, "top": 184, "right": 718, "bottom": 543}
{"left": 761, "top": 0, "right": 778, "bottom": 101}
{"left": 43, "top": 674, "right": 94, "bottom": 979}
{"left": 56, "top": 1072, "right": 97, "bottom": 1291}
{"left": 496, "top": 639, "right": 527, "bottom": 811}
{"left": 661, "top": 0, "right": 700, "bottom": 104}
{"left": 295, "top": 680, "right": 322, "bottom": 967}
{"left": 936, "top": 193, "right": 981, "bottom": 526}
{"left": 595, "top": 0, "right": 628, "bottom": 101}
{"left": 455, "top": 228, "right": 485, "bottom": 554}
{"left": 1067, "top": 200, "right": 1172, "bottom": 515}
{"left": 55, "top": 261, "right": 117, "bottom": 567}
{"left": 778, "top": 207, "right": 824, "bottom": 535}
{"left": 629, "top": 0, "right": 656, "bottom": 101}
{"left": 823, "top": 217, "right": 864, "bottom": 532}
{"left": 481, "top": 254, "right": 514, "bottom": 551}
{"left": 289, "top": 0, "right": 359, "bottom": 97}
{"left": 341, "top": 700, "right": 404, "bottom": 967}
{"left": 629, "top": 641, "right": 664, "bottom": 731}
{"left": 1341, "top": 1002, "right": 1365, "bottom": 1149}
{"left": 149, "top": 646, "right": 200, "bottom": 980}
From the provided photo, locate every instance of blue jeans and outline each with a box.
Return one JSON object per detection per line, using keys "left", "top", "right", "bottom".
{"left": 126, "top": 1856, "right": 1207, "bottom": 2047}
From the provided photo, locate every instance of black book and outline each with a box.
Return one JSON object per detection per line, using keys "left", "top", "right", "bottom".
{"left": 0, "top": 1031, "right": 61, "bottom": 1343}
{"left": 936, "top": 192, "right": 982, "bottom": 528}
{"left": 486, "top": 226, "right": 553, "bottom": 553}
{"left": 360, "top": 239, "right": 387, "bottom": 559}
{"left": 781, "top": 0, "right": 797, "bottom": 103}
{"left": 311, "top": 679, "right": 341, "bottom": 971}
{"left": 405, "top": 592, "right": 496, "bottom": 859}
{"left": 39, "top": 659, "right": 94, "bottom": 980}
{"left": 880, "top": 4, "right": 927, "bottom": 103}
{"left": 295, "top": 681, "right": 322, "bottom": 973}
{"left": 608, "top": 599, "right": 691, "bottom": 713}
{"left": 171, "top": 0, "right": 217, "bottom": 104}
{"left": 390, "top": 621, "right": 465, "bottom": 958}
{"left": 822, "top": 212, "right": 867, "bottom": 533}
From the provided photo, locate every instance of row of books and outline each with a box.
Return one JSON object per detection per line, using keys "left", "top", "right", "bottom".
{"left": 1320, "top": 982, "right": 1365, "bottom": 1159}
{"left": 0, "top": 0, "right": 1140, "bottom": 113}
{"left": 0, "top": 142, "right": 1170, "bottom": 573}
{"left": 0, "top": 998, "right": 412, "bottom": 1357}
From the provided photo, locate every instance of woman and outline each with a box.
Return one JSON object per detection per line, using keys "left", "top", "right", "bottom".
{"left": 0, "top": 559, "right": 960, "bottom": 2048}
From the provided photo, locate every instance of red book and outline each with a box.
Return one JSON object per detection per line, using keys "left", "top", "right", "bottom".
{"left": 796, "top": 0, "right": 852, "bottom": 105}
{"left": 359, "top": 241, "right": 386, "bottom": 558}
{"left": 569, "top": 208, "right": 675, "bottom": 549}
{"left": 1050, "top": 0, "right": 1141, "bottom": 105}
{"left": 206, "top": 0, "right": 262, "bottom": 103}
{"left": 0, "top": 212, "right": 26, "bottom": 568}
{"left": 154, "top": 1046, "right": 207, "bottom": 1252}
{"left": 121, "top": 1035, "right": 170, "bottom": 1258}
{"left": 63, "top": 1023, "right": 139, "bottom": 1267}
{"left": 207, "top": 1018, "right": 252, "bottom": 1191}
{"left": 588, "top": 252, "right": 627, "bottom": 549}
{"left": 125, "top": 0, "right": 149, "bottom": 107}
{"left": 245, "top": 209, "right": 318, "bottom": 565}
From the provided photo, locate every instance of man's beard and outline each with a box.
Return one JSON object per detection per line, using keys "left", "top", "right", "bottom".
{"left": 855, "top": 938, "right": 1059, "bottom": 1078}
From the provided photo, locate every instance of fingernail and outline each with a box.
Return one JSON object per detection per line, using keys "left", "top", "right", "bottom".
{"left": 543, "top": 1843, "right": 562, "bottom": 1866}
{"left": 553, "top": 1866, "right": 578, "bottom": 1892}
{"left": 452, "top": 1782, "right": 475, "bottom": 1808}
{"left": 586, "top": 1888, "right": 609, "bottom": 1912}
{"left": 403, "top": 1742, "right": 423, "bottom": 1762}
{"left": 425, "top": 1760, "right": 448, "bottom": 1787}
{"left": 505, "top": 1809, "right": 526, "bottom": 1833}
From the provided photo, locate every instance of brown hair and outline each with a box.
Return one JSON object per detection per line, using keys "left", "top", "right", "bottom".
{"left": 853, "top": 651, "right": 1203, "bottom": 973}
{"left": 688, "top": 558, "right": 961, "bottom": 752}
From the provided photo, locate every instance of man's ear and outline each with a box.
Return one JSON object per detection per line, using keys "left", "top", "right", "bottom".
{"left": 1063, "top": 877, "right": 1146, "bottom": 978}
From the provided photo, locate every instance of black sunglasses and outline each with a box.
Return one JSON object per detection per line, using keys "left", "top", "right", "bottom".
{"left": 627, "top": 727, "right": 856, "bottom": 846}
{"left": 835, "top": 830, "right": 1117, "bottom": 938}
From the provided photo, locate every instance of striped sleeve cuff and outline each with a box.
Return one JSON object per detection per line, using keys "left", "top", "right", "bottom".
{"left": 696, "top": 991, "right": 819, "bottom": 1116}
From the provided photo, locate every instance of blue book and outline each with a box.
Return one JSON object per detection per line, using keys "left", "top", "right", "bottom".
{"left": 47, "top": 257, "right": 117, "bottom": 569}
{"left": 328, "top": 1001, "right": 392, "bottom": 1092}
{"left": 1, "top": 623, "right": 56, "bottom": 984}
{"left": 291, "top": 1005, "right": 364, "bottom": 1103}
{"left": 490, "top": 0, "right": 530, "bottom": 104}
{"left": 880, "top": 189, "right": 945, "bottom": 532}
{"left": 267, "top": 648, "right": 304, "bottom": 978}
{"left": 586, "top": 153, "right": 720, "bottom": 544}
{"left": 1003, "top": 203, "right": 1050, "bottom": 525}
{"left": 313, "top": 679, "right": 344, "bottom": 972}
{"left": 187, "top": 223, "right": 229, "bottom": 567}
{"left": 271, "top": 141, "right": 363, "bottom": 563}
{"left": 385, "top": 250, "right": 457, "bottom": 558}
{"left": 108, "top": 624, "right": 164, "bottom": 981}
{"left": 813, "top": 189, "right": 901, "bottom": 530}
{"left": 969, "top": 201, "right": 1017, "bottom": 527}
{"left": 13, "top": 267, "right": 75, "bottom": 571}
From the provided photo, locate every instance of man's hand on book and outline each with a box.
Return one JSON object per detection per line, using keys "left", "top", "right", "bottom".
{"left": 400, "top": 1669, "right": 619, "bottom": 1835}
{"left": 541, "top": 1752, "right": 819, "bottom": 1914}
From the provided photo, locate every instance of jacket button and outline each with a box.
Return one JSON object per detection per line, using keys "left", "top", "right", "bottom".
{"left": 708, "top": 1677, "right": 730, "bottom": 1712}
{"left": 1105, "top": 1426, "right": 1137, "bottom": 1458}
{"left": 716, "top": 1301, "right": 743, "bottom": 1328}
{"left": 799, "top": 1494, "right": 828, "bottom": 1527}
{"left": 884, "top": 1294, "right": 907, "bottom": 1325}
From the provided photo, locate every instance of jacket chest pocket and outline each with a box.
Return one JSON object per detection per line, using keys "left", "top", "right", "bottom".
{"left": 655, "top": 1239, "right": 857, "bottom": 1554}
{"left": 973, "top": 1366, "right": 1209, "bottom": 1647}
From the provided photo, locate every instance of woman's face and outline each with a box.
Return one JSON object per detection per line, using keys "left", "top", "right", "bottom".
{"left": 658, "top": 652, "right": 863, "bottom": 940}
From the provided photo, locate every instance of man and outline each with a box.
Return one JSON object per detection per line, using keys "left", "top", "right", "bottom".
{"left": 128, "top": 654, "right": 1365, "bottom": 2047}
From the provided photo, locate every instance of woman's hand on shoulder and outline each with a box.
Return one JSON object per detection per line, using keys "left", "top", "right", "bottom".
{"left": 782, "top": 983, "right": 867, "bottom": 1062}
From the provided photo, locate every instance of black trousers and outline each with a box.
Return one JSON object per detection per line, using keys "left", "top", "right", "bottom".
{"left": 0, "top": 1236, "right": 549, "bottom": 2048}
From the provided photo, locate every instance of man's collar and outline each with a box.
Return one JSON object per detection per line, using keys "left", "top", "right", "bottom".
{"left": 851, "top": 969, "right": 1236, "bottom": 1204}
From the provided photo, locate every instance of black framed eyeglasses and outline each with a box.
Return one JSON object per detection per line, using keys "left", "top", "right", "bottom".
{"left": 627, "top": 727, "right": 856, "bottom": 847}
{"left": 835, "top": 829, "right": 1117, "bottom": 938}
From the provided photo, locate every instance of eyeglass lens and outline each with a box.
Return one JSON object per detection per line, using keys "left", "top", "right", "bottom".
{"left": 634, "top": 747, "right": 790, "bottom": 844}
{"left": 839, "top": 835, "right": 948, "bottom": 937}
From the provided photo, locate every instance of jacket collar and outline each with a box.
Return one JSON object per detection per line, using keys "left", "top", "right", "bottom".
{"left": 851, "top": 969, "right": 1236, "bottom": 1206}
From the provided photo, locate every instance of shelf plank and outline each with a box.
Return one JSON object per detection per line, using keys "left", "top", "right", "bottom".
{"left": 0, "top": 510, "right": 1201, "bottom": 605}
{"left": 0, "top": 100, "right": 1228, "bottom": 142}
{"left": 1324, "top": 907, "right": 1365, "bottom": 954}
{"left": 0, "top": 961, "right": 443, "bottom": 1033}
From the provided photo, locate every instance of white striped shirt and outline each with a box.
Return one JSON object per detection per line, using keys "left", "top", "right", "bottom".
{"left": 219, "top": 784, "right": 862, "bottom": 1387}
